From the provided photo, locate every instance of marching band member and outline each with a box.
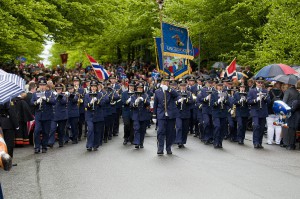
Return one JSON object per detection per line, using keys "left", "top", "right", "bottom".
{"left": 199, "top": 78, "right": 214, "bottom": 145}
{"left": 175, "top": 80, "right": 193, "bottom": 148}
{"left": 121, "top": 81, "right": 135, "bottom": 145}
{"left": 110, "top": 75, "right": 122, "bottom": 137}
{"left": 194, "top": 77, "right": 204, "bottom": 138}
{"left": 247, "top": 77, "right": 270, "bottom": 149}
{"left": 234, "top": 83, "right": 249, "bottom": 145}
{"left": 227, "top": 86, "right": 238, "bottom": 142}
{"left": 48, "top": 84, "right": 68, "bottom": 148}
{"left": 73, "top": 76, "right": 85, "bottom": 141}
{"left": 211, "top": 81, "right": 229, "bottom": 148}
{"left": 31, "top": 78, "right": 56, "bottom": 154}
{"left": 130, "top": 83, "right": 150, "bottom": 149}
{"left": 66, "top": 84, "right": 80, "bottom": 144}
{"left": 187, "top": 77, "right": 198, "bottom": 135}
{"left": 153, "top": 77, "right": 179, "bottom": 155}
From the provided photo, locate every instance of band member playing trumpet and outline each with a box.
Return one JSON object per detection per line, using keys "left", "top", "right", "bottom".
{"left": 73, "top": 76, "right": 86, "bottom": 141}
{"left": 199, "top": 78, "right": 214, "bottom": 145}
{"left": 175, "top": 80, "right": 193, "bottom": 148}
{"left": 233, "top": 83, "right": 249, "bottom": 145}
{"left": 247, "top": 77, "right": 270, "bottom": 149}
{"left": 84, "top": 80, "right": 98, "bottom": 151}
{"left": 31, "top": 78, "right": 56, "bottom": 154}
{"left": 66, "top": 84, "right": 80, "bottom": 144}
{"left": 48, "top": 84, "right": 68, "bottom": 147}
{"left": 211, "top": 81, "right": 229, "bottom": 149}
{"left": 121, "top": 81, "right": 135, "bottom": 145}
{"left": 130, "top": 83, "right": 150, "bottom": 149}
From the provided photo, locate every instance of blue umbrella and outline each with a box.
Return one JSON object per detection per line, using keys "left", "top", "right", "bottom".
{"left": 0, "top": 73, "right": 26, "bottom": 104}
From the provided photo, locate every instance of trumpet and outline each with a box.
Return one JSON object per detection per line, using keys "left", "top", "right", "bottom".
{"left": 180, "top": 92, "right": 187, "bottom": 111}
{"left": 218, "top": 92, "right": 226, "bottom": 110}
{"left": 206, "top": 90, "right": 213, "bottom": 107}
{"left": 239, "top": 92, "right": 247, "bottom": 107}
{"left": 257, "top": 91, "right": 267, "bottom": 109}
{"left": 36, "top": 92, "right": 45, "bottom": 111}
{"left": 89, "top": 92, "right": 98, "bottom": 111}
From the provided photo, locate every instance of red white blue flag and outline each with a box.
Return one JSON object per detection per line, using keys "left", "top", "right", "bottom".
{"left": 226, "top": 57, "right": 236, "bottom": 76}
{"left": 86, "top": 54, "right": 110, "bottom": 80}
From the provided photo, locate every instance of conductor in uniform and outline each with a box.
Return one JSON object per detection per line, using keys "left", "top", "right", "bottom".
{"left": 153, "top": 77, "right": 179, "bottom": 155}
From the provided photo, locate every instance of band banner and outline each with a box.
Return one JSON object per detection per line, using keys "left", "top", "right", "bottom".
{"left": 155, "top": 37, "right": 190, "bottom": 79}
{"left": 162, "top": 22, "right": 194, "bottom": 60}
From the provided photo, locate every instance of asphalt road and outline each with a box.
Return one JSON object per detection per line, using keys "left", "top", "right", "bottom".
{"left": 1, "top": 124, "right": 300, "bottom": 199}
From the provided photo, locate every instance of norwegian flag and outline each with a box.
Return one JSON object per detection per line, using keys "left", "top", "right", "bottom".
{"left": 226, "top": 57, "right": 236, "bottom": 76}
{"left": 86, "top": 54, "right": 110, "bottom": 80}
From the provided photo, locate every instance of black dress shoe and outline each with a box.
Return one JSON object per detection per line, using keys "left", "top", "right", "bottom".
{"left": 12, "top": 163, "right": 18, "bottom": 167}
{"left": 34, "top": 149, "right": 40, "bottom": 154}
{"left": 178, "top": 144, "right": 184, "bottom": 148}
{"left": 135, "top": 145, "right": 140, "bottom": 149}
{"left": 93, "top": 148, "right": 98, "bottom": 151}
{"left": 167, "top": 150, "right": 172, "bottom": 155}
{"left": 113, "top": 134, "right": 118, "bottom": 137}
{"left": 238, "top": 141, "right": 244, "bottom": 145}
{"left": 72, "top": 141, "right": 78, "bottom": 144}
{"left": 123, "top": 140, "right": 128, "bottom": 145}
{"left": 140, "top": 145, "right": 144, "bottom": 148}
{"left": 59, "top": 144, "right": 64, "bottom": 148}
{"left": 258, "top": 144, "right": 264, "bottom": 149}
{"left": 254, "top": 144, "right": 259, "bottom": 149}
{"left": 157, "top": 150, "right": 164, "bottom": 155}
{"left": 108, "top": 137, "right": 112, "bottom": 140}
{"left": 87, "top": 148, "right": 92, "bottom": 151}
{"left": 204, "top": 140, "right": 210, "bottom": 145}
{"left": 286, "top": 145, "right": 296, "bottom": 150}
{"left": 42, "top": 148, "right": 47, "bottom": 153}
{"left": 47, "top": 144, "right": 53, "bottom": 148}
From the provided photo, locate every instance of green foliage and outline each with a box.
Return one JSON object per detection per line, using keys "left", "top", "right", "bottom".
{"left": 1, "top": 0, "right": 300, "bottom": 72}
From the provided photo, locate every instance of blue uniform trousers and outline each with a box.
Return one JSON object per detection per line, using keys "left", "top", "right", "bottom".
{"left": 175, "top": 118, "right": 190, "bottom": 145}
{"left": 86, "top": 121, "right": 104, "bottom": 148}
{"left": 236, "top": 116, "right": 248, "bottom": 142}
{"left": 48, "top": 120, "right": 67, "bottom": 146}
{"left": 252, "top": 117, "right": 266, "bottom": 145}
{"left": 78, "top": 113, "right": 85, "bottom": 139}
{"left": 123, "top": 117, "right": 134, "bottom": 142}
{"left": 34, "top": 120, "right": 51, "bottom": 149}
{"left": 133, "top": 120, "right": 147, "bottom": 145}
{"left": 112, "top": 108, "right": 121, "bottom": 136}
{"left": 104, "top": 115, "right": 113, "bottom": 140}
{"left": 0, "top": 183, "right": 3, "bottom": 199}
{"left": 197, "top": 113, "right": 204, "bottom": 140}
{"left": 228, "top": 116, "right": 237, "bottom": 141}
{"left": 69, "top": 117, "right": 79, "bottom": 142}
{"left": 157, "top": 119, "right": 176, "bottom": 151}
{"left": 213, "top": 117, "right": 227, "bottom": 146}
{"left": 203, "top": 113, "right": 213, "bottom": 141}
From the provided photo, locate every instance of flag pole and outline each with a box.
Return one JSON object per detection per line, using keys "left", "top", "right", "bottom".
{"left": 157, "top": 0, "right": 164, "bottom": 79}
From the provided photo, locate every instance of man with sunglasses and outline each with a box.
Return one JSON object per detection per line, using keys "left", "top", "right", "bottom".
{"left": 247, "top": 77, "right": 270, "bottom": 149}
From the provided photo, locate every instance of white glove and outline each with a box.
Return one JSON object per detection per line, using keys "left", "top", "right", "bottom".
{"left": 230, "top": 110, "right": 234, "bottom": 115}
{"left": 65, "top": 91, "right": 70, "bottom": 96}
{"left": 178, "top": 98, "right": 183, "bottom": 103}
{"left": 256, "top": 96, "right": 261, "bottom": 101}
{"left": 139, "top": 97, "right": 144, "bottom": 101}
{"left": 41, "top": 96, "right": 46, "bottom": 100}
{"left": 205, "top": 95, "right": 211, "bottom": 100}
{"left": 135, "top": 98, "right": 140, "bottom": 105}
{"left": 126, "top": 98, "right": 131, "bottom": 103}
{"left": 37, "top": 98, "right": 42, "bottom": 103}
{"left": 218, "top": 98, "right": 222, "bottom": 104}
{"left": 53, "top": 91, "right": 57, "bottom": 95}
{"left": 161, "top": 85, "right": 168, "bottom": 91}
{"left": 90, "top": 98, "right": 96, "bottom": 103}
{"left": 93, "top": 97, "right": 97, "bottom": 101}
{"left": 152, "top": 119, "right": 157, "bottom": 123}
